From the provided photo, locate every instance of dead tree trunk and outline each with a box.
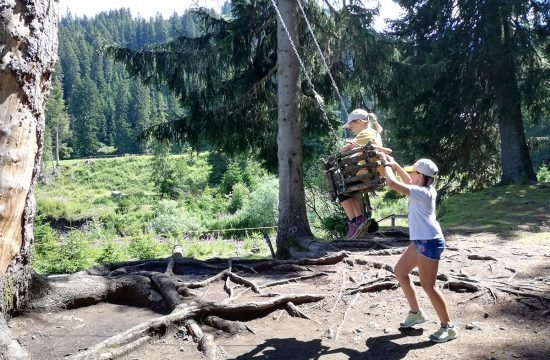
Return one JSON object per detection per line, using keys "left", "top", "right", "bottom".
{"left": 0, "top": 0, "right": 58, "bottom": 357}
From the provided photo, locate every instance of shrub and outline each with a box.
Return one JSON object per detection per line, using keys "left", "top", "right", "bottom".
{"left": 238, "top": 176, "right": 279, "bottom": 227}
{"left": 319, "top": 212, "right": 347, "bottom": 239}
{"left": 128, "top": 234, "right": 169, "bottom": 260}
{"left": 149, "top": 199, "right": 203, "bottom": 237}
{"left": 96, "top": 239, "right": 128, "bottom": 264}
{"left": 228, "top": 182, "right": 249, "bottom": 213}
{"left": 537, "top": 164, "right": 550, "bottom": 183}
{"left": 33, "top": 229, "right": 94, "bottom": 274}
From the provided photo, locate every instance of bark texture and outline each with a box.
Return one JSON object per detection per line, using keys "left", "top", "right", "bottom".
{"left": 275, "top": 0, "right": 313, "bottom": 257}
{"left": 485, "top": 2, "right": 536, "bottom": 184}
{"left": 0, "top": 0, "right": 58, "bottom": 317}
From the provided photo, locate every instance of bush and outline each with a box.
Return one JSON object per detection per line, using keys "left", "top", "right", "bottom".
{"left": 228, "top": 182, "right": 249, "bottom": 213}
{"left": 238, "top": 176, "right": 279, "bottom": 227}
{"left": 319, "top": 212, "right": 347, "bottom": 239}
{"left": 149, "top": 199, "right": 204, "bottom": 237}
{"left": 33, "top": 228, "right": 94, "bottom": 274}
{"left": 96, "top": 239, "right": 127, "bottom": 264}
{"left": 128, "top": 234, "right": 169, "bottom": 260}
{"left": 537, "top": 164, "right": 550, "bottom": 183}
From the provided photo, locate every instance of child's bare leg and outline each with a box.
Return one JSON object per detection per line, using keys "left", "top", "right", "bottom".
{"left": 340, "top": 196, "right": 363, "bottom": 220}
{"left": 417, "top": 255, "right": 451, "bottom": 324}
{"left": 394, "top": 244, "right": 420, "bottom": 311}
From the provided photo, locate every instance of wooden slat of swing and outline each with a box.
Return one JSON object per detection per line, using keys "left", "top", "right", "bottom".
{"left": 321, "top": 143, "right": 386, "bottom": 202}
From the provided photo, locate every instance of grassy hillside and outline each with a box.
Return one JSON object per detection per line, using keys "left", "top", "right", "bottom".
{"left": 39, "top": 156, "right": 156, "bottom": 221}
{"left": 34, "top": 154, "right": 281, "bottom": 273}
{"left": 35, "top": 155, "right": 549, "bottom": 274}
{"left": 439, "top": 183, "right": 550, "bottom": 242}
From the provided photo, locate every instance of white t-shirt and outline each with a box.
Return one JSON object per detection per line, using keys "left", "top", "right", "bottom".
{"left": 407, "top": 185, "right": 444, "bottom": 240}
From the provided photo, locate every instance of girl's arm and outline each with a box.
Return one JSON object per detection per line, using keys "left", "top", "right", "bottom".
{"left": 380, "top": 154, "right": 410, "bottom": 196}
{"left": 340, "top": 141, "right": 355, "bottom": 153}
{"left": 390, "top": 159, "right": 412, "bottom": 184}
{"left": 383, "top": 166, "right": 411, "bottom": 196}
{"left": 371, "top": 143, "right": 393, "bottom": 155}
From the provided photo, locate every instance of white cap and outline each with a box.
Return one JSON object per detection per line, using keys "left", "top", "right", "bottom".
{"left": 343, "top": 109, "right": 370, "bottom": 128}
{"left": 412, "top": 159, "right": 439, "bottom": 177}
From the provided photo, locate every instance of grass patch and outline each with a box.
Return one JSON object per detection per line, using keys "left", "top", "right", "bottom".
{"left": 440, "top": 183, "right": 550, "bottom": 236}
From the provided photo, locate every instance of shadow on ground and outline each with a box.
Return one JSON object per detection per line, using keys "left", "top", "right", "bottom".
{"left": 234, "top": 328, "right": 436, "bottom": 360}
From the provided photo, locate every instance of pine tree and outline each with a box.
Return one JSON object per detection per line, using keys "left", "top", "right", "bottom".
{"left": 106, "top": 0, "right": 392, "bottom": 253}
{"left": 45, "top": 76, "right": 71, "bottom": 165}
{"left": 387, "top": 0, "right": 548, "bottom": 187}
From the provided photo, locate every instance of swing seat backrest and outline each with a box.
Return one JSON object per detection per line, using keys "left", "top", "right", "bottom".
{"left": 320, "top": 143, "right": 386, "bottom": 202}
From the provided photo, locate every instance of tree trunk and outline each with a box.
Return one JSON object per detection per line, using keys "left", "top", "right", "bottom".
{"left": 55, "top": 124, "right": 60, "bottom": 167}
{"left": 486, "top": 2, "right": 536, "bottom": 184}
{"left": 0, "top": 0, "right": 58, "bottom": 318}
{"left": 275, "top": 0, "right": 313, "bottom": 258}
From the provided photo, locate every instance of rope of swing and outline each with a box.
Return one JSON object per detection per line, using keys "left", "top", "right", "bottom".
{"left": 268, "top": 0, "right": 326, "bottom": 113}
{"left": 295, "top": 0, "right": 347, "bottom": 116}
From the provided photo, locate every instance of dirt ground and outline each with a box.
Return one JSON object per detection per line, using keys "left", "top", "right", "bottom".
{"left": 9, "top": 230, "right": 550, "bottom": 360}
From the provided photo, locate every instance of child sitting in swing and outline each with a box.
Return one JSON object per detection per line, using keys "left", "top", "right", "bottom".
{"left": 339, "top": 108, "right": 391, "bottom": 239}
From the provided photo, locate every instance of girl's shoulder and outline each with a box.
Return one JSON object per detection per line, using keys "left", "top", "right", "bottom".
{"left": 409, "top": 185, "right": 436, "bottom": 199}
{"left": 355, "top": 128, "right": 381, "bottom": 145}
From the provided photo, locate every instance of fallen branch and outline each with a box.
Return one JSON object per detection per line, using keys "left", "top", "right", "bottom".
{"left": 330, "top": 271, "right": 346, "bottom": 312}
{"left": 444, "top": 281, "right": 481, "bottom": 293}
{"left": 67, "top": 304, "right": 199, "bottom": 360}
{"left": 285, "top": 302, "right": 315, "bottom": 321}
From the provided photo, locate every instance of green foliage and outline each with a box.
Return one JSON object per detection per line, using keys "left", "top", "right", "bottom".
{"left": 34, "top": 155, "right": 280, "bottom": 272}
{"left": 149, "top": 200, "right": 204, "bottom": 237}
{"left": 228, "top": 182, "right": 249, "bottom": 213}
{"left": 128, "top": 234, "right": 169, "bottom": 260}
{"left": 386, "top": 0, "right": 547, "bottom": 187}
{"left": 33, "top": 226, "right": 94, "bottom": 274}
{"left": 241, "top": 232, "right": 270, "bottom": 257}
{"left": 319, "top": 212, "right": 347, "bottom": 239}
{"left": 237, "top": 176, "right": 279, "bottom": 228}
{"left": 151, "top": 140, "right": 178, "bottom": 197}
{"left": 96, "top": 239, "right": 127, "bottom": 264}
{"left": 107, "top": 1, "right": 391, "bottom": 168}
{"left": 184, "top": 241, "right": 238, "bottom": 260}
{"left": 57, "top": 10, "right": 196, "bottom": 157}
{"left": 439, "top": 184, "right": 550, "bottom": 234}
{"left": 537, "top": 164, "right": 550, "bottom": 183}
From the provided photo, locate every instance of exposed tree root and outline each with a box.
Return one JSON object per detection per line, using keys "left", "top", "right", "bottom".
{"left": 335, "top": 293, "right": 360, "bottom": 341}
{"left": 0, "top": 317, "right": 30, "bottom": 360}
{"left": 15, "top": 239, "right": 550, "bottom": 359}
{"left": 203, "top": 316, "right": 250, "bottom": 334}
{"left": 186, "top": 319, "right": 217, "bottom": 360}
{"left": 467, "top": 254, "right": 498, "bottom": 261}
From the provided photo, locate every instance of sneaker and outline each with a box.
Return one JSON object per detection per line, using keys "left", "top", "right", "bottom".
{"left": 429, "top": 324, "right": 458, "bottom": 343}
{"left": 399, "top": 310, "right": 428, "bottom": 328}
{"left": 349, "top": 215, "right": 369, "bottom": 239}
{"left": 346, "top": 220, "right": 359, "bottom": 240}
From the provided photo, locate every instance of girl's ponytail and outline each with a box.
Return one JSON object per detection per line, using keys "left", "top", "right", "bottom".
{"left": 368, "top": 113, "right": 383, "bottom": 134}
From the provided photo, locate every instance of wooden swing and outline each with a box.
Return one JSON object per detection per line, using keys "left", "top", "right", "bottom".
{"left": 320, "top": 142, "right": 386, "bottom": 203}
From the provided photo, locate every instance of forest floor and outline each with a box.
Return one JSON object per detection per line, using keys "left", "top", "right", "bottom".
{"left": 9, "top": 228, "right": 550, "bottom": 360}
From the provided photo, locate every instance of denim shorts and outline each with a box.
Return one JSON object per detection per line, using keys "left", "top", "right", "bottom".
{"left": 413, "top": 239, "right": 445, "bottom": 260}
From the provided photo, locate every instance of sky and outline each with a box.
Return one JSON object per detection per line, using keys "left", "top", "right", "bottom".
{"left": 57, "top": 0, "right": 403, "bottom": 31}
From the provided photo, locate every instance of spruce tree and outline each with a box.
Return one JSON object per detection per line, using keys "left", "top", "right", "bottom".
{"left": 387, "top": 0, "right": 548, "bottom": 187}
{"left": 45, "top": 77, "right": 71, "bottom": 165}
